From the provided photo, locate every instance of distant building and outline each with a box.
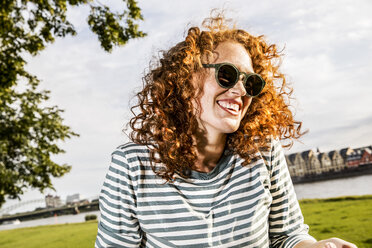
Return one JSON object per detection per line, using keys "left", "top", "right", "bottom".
{"left": 328, "top": 150, "right": 345, "bottom": 172}
{"left": 66, "top": 194, "right": 80, "bottom": 204}
{"left": 45, "top": 194, "right": 62, "bottom": 208}
{"left": 302, "top": 150, "right": 321, "bottom": 175}
{"left": 286, "top": 144, "right": 372, "bottom": 180}
{"left": 340, "top": 148, "right": 354, "bottom": 162}
{"left": 286, "top": 153, "right": 306, "bottom": 178}
{"left": 318, "top": 152, "right": 332, "bottom": 173}
{"left": 347, "top": 148, "right": 364, "bottom": 167}
{"left": 359, "top": 147, "right": 372, "bottom": 166}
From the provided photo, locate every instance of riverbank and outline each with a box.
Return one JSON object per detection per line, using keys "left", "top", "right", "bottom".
{"left": 0, "top": 201, "right": 99, "bottom": 224}
{"left": 292, "top": 164, "right": 372, "bottom": 184}
{"left": 0, "top": 210, "right": 100, "bottom": 231}
{"left": 0, "top": 195, "right": 371, "bottom": 248}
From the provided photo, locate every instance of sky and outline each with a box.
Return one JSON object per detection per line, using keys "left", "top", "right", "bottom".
{"left": 2, "top": 0, "right": 372, "bottom": 213}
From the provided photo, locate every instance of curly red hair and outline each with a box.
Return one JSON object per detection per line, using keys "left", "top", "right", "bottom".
{"left": 129, "top": 14, "right": 304, "bottom": 180}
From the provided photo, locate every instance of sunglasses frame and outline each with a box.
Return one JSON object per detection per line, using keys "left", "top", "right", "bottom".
{"left": 202, "top": 62, "right": 266, "bottom": 97}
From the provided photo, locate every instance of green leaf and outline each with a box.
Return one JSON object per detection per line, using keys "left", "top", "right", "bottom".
{"left": 0, "top": 0, "right": 145, "bottom": 208}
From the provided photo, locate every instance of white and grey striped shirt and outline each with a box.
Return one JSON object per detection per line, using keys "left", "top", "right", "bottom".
{"left": 95, "top": 138, "right": 316, "bottom": 247}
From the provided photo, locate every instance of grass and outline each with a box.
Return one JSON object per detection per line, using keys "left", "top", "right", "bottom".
{"left": 299, "top": 195, "right": 372, "bottom": 248}
{"left": 0, "top": 195, "right": 371, "bottom": 248}
{"left": 0, "top": 220, "right": 98, "bottom": 248}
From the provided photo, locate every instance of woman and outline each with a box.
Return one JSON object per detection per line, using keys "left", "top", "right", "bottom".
{"left": 95, "top": 14, "right": 357, "bottom": 248}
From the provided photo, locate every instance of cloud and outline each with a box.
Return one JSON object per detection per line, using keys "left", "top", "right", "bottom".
{"left": 290, "top": 114, "right": 372, "bottom": 154}
{"left": 3, "top": 0, "right": 372, "bottom": 210}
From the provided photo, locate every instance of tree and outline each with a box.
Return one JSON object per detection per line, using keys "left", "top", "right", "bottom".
{"left": 0, "top": 0, "right": 146, "bottom": 208}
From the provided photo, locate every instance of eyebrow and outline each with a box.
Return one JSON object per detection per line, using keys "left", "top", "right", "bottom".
{"left": 234, "top": 63, "right": 254, "bottom": 74}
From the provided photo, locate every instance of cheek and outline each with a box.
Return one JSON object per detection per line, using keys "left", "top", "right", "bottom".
{"left": 199, "top": 81, "right": 220, "bottom": 108}
{"left": 192, "top": 91, "right": 212, "bottom": 117}
{"left": 242, "top": 97, "right": 252, "bottom": 116}
{"left": 191, "top": 86, "right": 205, "bottom": 115}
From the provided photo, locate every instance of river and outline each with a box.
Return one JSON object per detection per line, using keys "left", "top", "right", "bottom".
{"left": 293, "top": 173, "right": 372, "bottom": 199}
{"left": 1, "top": 174, "right": 372, "bottom": 231}
{"left": 0, "top": 210, "right": 101, "bottom": 231}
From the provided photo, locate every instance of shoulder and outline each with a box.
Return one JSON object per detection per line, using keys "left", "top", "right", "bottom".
{"left": 113, "top": 142, "right": 151, "bottom": 159}
{"left": 258, "top": 136, "right": 284, "bottom": 169}
{"left": 258, "top": 135, "right": 283, "bottom": 153}
{"left": 109, "top": 142, "right": 152, "bottom": 174}
{"left": 257, "top": 136, "right": 279, "bottom": 157}
{"left": 271, "top": 137, "right": 284, "bottom": 156}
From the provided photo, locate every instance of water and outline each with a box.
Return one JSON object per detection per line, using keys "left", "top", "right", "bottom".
{"left": 0, "top": 210, "right": 100, "bottom": 231}
{"left": 293, "top": 174, "right": 372, "bottom": 199}
{"left": 1, "top": 174, "right": 372, "bottom": 231}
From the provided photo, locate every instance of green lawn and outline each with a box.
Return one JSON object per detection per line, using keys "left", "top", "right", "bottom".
{"left": 0, "top": 195, "right": 371, "bottom": 248}
{"left": 299, "top": 195, "right": 372, "bottom": 248}
{"left": 0, "top": 221, "right": 98, "bottom": 248}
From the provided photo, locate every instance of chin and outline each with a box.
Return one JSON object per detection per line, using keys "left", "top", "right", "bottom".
{"left": 221, "top": 125, "right": 240, "bottom": 134}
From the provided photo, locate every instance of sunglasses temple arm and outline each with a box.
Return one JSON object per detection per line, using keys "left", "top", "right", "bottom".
{"left": 202, "top": 64, "right": 218, "bottom": 69}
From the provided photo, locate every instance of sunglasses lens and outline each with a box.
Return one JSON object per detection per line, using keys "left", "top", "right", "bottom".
{"left": 246, "top": 75, "right": 264, "bottom": 96}
{"left": 217, "top": 64, "right": 238, "bottom": 88}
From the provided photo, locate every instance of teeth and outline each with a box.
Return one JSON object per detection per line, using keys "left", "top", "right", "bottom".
{"left": 218, "top": 101, "right": 239, "bottom": 111}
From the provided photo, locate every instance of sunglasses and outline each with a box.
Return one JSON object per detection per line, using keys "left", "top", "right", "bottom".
{"left": 202, "top": 63, "right": 266, "bottom": 97}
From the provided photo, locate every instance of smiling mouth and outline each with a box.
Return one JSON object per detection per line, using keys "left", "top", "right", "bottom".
{"left": 217, "top": 100, "right": 241, "bottom": 115}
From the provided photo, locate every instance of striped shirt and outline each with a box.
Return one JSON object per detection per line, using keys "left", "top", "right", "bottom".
{"left": 95, "top": 138, "right": 316, "bottom": 247}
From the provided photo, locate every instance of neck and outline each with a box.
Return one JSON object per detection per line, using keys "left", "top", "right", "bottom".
{"left": 194, "top": 131, "right": 227, "bottom": 173}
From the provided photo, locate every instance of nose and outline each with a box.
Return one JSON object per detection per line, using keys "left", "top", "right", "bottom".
{"left": 230, "top": 75, "right": 247, "bottom": 96}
